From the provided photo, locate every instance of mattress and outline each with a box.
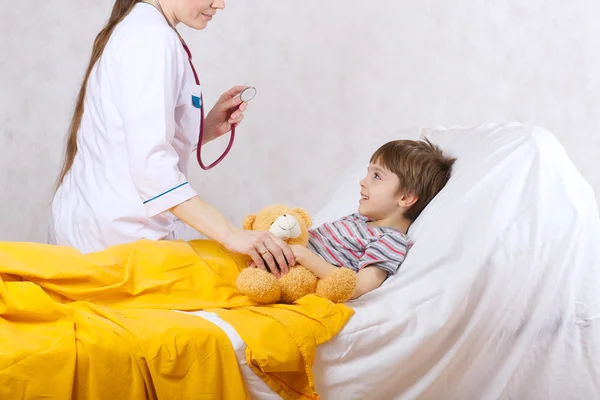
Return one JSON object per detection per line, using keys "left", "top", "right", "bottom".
{"left": 184, "top": 123, "right": 600, "bottom": 400}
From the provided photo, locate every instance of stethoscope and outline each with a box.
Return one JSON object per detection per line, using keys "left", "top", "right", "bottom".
{"left": 181, "top": 40, "right": 257, "bottom": 170}
{"left": 144, "top": 0, "right": 256, "bottom": 170}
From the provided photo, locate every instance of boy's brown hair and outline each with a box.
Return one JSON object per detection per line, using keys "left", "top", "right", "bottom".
{"left": 370, "top": 138, "right": 456, "bottom": 222}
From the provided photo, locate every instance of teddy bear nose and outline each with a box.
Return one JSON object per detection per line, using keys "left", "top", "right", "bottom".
{"left": 269, "top": 214, "right": 301, "bottom": 240}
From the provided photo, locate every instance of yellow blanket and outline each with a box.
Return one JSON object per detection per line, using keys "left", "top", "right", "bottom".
{"left": 0, "top": 239, "right": 353, "bottom": 400}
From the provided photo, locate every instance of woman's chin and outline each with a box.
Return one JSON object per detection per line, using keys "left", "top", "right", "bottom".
{"left": 185, "top": 19, "right": 209, "bottom": 30}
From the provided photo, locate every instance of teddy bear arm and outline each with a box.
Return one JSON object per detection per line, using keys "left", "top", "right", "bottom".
{"left": 278, "top": 265, "right": 318, "bottom": 304}
{"left": 315, "top": 267, "right": 358, "bottom": 303}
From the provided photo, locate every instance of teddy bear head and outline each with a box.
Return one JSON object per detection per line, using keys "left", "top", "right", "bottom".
{"left": 242, "top": 204, "right": 313, "bottom": 246}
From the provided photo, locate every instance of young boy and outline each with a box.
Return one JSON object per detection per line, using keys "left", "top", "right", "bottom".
{"left": 291, "top": 138, "right": 456, "bottom": 299}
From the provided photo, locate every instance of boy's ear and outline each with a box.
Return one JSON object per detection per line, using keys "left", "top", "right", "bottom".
{"left": 242, "top": 214, "right": 257, "bottom": 230}
{"left": 399, "top": 192, "right": 418, "bottom": 208}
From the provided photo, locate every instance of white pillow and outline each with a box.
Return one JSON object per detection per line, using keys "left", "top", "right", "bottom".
{"left": 312, "top": 122, "right": 600, "bottom": 399}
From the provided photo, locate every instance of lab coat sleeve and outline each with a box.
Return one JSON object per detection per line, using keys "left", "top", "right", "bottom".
{"left": 115, "top": 26, "right": 197, "bottom": 218}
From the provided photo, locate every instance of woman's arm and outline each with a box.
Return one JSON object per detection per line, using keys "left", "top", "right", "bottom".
{"left": 114, "top": 27, "right": 284, "bottom": 270}
{"left": 171, "top": 196, "right": 294, "bottom": 276}
{"left": 290, "top": 245, "right": 387, "bottom": 299}
{"left": 170, "top": 196, "right": 236, "bottom": 244}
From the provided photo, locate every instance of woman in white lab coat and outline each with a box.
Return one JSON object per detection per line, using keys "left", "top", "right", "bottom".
{"left": 49, "top": 0, "right": 294, "bottom": 276}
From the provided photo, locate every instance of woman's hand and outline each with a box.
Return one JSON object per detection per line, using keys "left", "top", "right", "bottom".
{"left": 224, "top": 228, "right": 294, "bottom": 278}
{"left": 169, "top": 197, "right": 294, "bottom": 276}
{"left": 203, "top": 86, "right": 249, "bottom": 144}
{"left": 247, "top": 244, "right": 320, "bottom": 274}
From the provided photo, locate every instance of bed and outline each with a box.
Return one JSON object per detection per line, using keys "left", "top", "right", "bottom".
{"left": 2, "top": 123, "right": 599, "bottom": 399}
{"left": 189, "top": 122, "right": 600, "bottom": 399}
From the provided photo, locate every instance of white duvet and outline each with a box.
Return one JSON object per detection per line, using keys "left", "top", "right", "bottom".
{"left": 198, "top": 123, "right": 600, "bottom": 399}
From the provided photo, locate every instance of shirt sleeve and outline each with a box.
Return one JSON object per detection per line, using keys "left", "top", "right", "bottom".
{"left": 114, "top": 25, "right": 197, "bottom": 217}
{"left": 358, "top": 233, "right": 408, "bottom": 276}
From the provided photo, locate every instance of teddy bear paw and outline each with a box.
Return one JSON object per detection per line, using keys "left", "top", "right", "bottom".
{"left": 278, "top": 266, "right": 318, "bottom": 304}
{"left": 236, "top": 268, "right": 281, "bottom": 304}
{"left": 316, "top": 267, "right": 357, "bottom": 303}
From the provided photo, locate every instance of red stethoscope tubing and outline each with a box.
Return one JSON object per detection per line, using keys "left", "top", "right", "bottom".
{"left": 180, "top": 39, "right": 235, "bottom": 170}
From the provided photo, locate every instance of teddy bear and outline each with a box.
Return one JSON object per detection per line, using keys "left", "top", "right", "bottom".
{"left": 235, "top": 204, "right": 357, "bottom": 304}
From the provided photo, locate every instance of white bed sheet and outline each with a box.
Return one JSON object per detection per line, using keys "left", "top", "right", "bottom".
{"left": 186, "top": 123, "right": 600, "bottom": 399}
{"left": 185, "top": 311, "right": 279, "bottom": 399}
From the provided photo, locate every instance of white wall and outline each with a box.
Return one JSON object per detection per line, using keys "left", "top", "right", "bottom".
{"left": 1, "top": 0, "right": 599, "bottom": 242}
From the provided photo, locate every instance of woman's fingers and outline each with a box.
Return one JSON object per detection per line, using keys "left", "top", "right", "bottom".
{"left": 254, "top": 237, "right": 278, "bottom": 276}
{"left": 265, "top": 233, "right": 295, "bottom": 274}
{"left": 221, "top": 95, "right": 243, "bottom": 112}
{"left": 217, "top": 87, "right": 250, "bottom": 125}
{"left": 228, "top": 113, "right": 245, "bottom": 125}
{"left": 261, "top": 236, "right": 290, "bottom": 276}
{"left": 222, "top": 85, "right": 247, "bottom": 99}
{"left": 219, "top": 86, "right": 249, "bottom": 110}
{"left": 274, "top": 233, "right": 295, "bottom": 266}
{"left": 241, "top": 231, "right": 295, "bottom": 278}
{"left": 253, "top": 231, "right": 295, "bottom": 277}
{"left": 233, "top": 103, "right": 247, "bottom": 118}
{"left": 263, "top": 253, "right": 281, "bottom": 278}
{"left": 248, "top": 248, "right": 268, "bottom": 274}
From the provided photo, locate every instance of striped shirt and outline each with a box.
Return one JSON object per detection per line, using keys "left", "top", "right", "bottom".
{"left": 307, "top": 213, "right": 408, "bottom": 276}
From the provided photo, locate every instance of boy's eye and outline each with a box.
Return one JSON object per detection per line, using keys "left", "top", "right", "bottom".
{"left": 374, "top": 173, "right": 381, "bottom": 179}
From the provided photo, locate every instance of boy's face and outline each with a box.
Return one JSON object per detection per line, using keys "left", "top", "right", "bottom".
{"left": 358, "top": 163, "right": 403, "bottom": 220}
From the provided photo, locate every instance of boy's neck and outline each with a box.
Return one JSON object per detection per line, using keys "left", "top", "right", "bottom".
{"left": 368, "top": 215, "right": 411, "bottom": 234}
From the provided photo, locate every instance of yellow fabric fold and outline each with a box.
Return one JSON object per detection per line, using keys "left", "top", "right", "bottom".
{"left": 212, "top": 297, "right": 353, "bottom": 400}
{"left": 0, "top": 239, "right": 352, "bottom": 399}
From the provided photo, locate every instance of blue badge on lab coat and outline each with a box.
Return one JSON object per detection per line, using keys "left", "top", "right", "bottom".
{"left": 192, "top": 95, "right": 202, "bottom": 109}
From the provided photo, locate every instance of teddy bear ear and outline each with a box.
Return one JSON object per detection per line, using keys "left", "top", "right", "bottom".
{"left": 293, "top": 207, "right": 312, "bottom": 227}
{"left": 242, "top": 214, "right": 257, "bottom": 230}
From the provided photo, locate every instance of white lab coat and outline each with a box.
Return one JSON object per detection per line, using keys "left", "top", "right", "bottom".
{"left": 49, "top": 4, "right": 203, "bottom": 253}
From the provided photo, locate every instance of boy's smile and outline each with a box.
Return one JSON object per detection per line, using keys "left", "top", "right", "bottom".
{"left": 358, "top": 163, "right": 402, "bottom": 220}
{"left": 358, "top": 162, "right": 419, "bottom": 234}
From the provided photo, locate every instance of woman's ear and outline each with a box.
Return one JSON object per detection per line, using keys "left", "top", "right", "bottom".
{"left": 242, "top": 214, "right": 257, "bottom": 230}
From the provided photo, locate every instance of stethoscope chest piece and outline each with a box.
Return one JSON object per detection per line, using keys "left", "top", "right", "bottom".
{"left": 239, "top": 86, "right": 257, "bottom": 103}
